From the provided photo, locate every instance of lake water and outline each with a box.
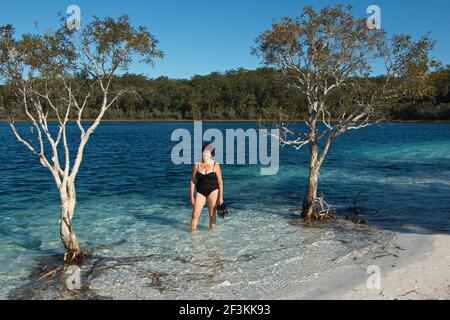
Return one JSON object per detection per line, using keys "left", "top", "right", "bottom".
{"left": 0, "top": 122, "right": 449, "bottom": 299}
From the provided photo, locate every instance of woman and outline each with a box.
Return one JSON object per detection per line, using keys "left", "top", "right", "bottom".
{"left": 190, "top": 144, "right": 224, "bottom": 232}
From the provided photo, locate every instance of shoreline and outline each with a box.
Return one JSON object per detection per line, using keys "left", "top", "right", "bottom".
{"left": 6, "top": 228, "right": 450, "bottom": 300}
{"left": 1, "top": 118, "right": 450, "bottom": 124}
{"left": 270, "top": 232, "right": 450, "bottom": 300}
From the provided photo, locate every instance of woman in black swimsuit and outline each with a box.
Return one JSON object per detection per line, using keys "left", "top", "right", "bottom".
{"left": 190, "top": 144, "right": 224, "bottom": 232}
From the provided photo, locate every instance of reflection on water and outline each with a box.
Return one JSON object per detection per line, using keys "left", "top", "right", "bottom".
{"left": 1, "top": 122, "right": 449, "bottom": 299}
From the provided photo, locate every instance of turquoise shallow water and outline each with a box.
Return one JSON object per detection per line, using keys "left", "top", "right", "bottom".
{"left": 0, "top": 122, "right": 449, "bottom": 299}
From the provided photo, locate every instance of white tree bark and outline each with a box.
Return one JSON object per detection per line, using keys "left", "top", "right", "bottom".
{"left": 60, "top": 180, "right": 80, "bottom": 254}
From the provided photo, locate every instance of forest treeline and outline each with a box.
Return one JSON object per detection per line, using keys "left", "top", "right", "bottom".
{"left": 1, "top": 66, "right": 449, "bottom": 121}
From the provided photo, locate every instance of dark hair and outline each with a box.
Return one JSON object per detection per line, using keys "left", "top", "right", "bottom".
{"left": 202, "top": 143, "right": 215, "bottom": 157}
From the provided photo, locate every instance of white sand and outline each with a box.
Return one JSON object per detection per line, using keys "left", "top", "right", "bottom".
{"left": 268, "top": 233, "right": 450, "bottom": 300}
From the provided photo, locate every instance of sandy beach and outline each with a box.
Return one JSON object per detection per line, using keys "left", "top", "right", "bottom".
{"left": 269, "top": 232, "right": 450, "bottom": 300}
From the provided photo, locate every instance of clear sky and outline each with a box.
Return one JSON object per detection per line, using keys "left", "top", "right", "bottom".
{"left": 0, "top": 0, "right": 449, "bottom": 79}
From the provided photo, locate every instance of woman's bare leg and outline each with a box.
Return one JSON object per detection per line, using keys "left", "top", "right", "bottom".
{"left": 190, "top": 193, "right": 206, "bottom": 232}
{"left": 207, "top": 190, "right": 219, "bottom": 231}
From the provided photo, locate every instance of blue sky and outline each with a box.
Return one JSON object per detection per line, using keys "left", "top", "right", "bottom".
{"left": 1, "top": 0, "right": 449, "bottom": 79}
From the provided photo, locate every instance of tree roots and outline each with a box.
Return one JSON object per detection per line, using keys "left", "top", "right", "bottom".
{"left": 63, "top": 250, "right": 92, "bottom": 264}
{"left": 308, "top": 196, "right": 338, "bottom": 221}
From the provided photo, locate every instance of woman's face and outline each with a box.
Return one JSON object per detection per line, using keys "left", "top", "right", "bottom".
{"left": 202, "top": 149, "right": 212, "bottom": 161}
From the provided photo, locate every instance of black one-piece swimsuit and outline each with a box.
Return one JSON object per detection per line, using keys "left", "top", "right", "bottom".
{"left": 196, "top": 162, "right": 219, "bottom": 197}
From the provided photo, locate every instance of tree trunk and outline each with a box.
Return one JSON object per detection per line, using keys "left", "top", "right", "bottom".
{"left": 302, "top": 141, "right": 320, "bottom": 220}
{"left": 59, "top": 181, "right": 80, "bottom": 254}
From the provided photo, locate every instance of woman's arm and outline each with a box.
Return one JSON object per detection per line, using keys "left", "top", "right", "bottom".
{"left": 190, "top": 163, "right": 198, "bottom": 206}
{"left": 215, "top": 162, "right": 224, "bottom": 205}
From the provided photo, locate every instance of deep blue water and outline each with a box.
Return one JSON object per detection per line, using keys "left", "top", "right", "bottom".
{"left": 0, "top": 122, "right": 449, "bottom": 299}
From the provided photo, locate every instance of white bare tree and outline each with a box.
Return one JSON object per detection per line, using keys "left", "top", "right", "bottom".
{"left": 0, "top": 16, "right": 163, "bottom": 260}
{"left": 253, "top": 5, "right": 439, "bottom": 220}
